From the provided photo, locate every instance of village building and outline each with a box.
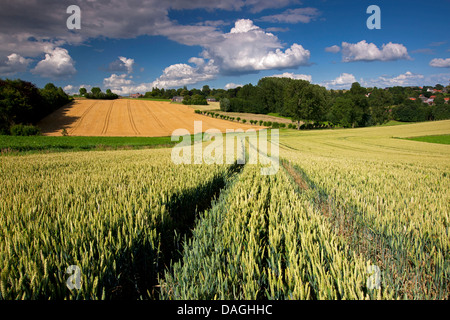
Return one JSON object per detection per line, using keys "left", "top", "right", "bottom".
{"left": 171, "top": 96, "right": 184, "bottom": 102}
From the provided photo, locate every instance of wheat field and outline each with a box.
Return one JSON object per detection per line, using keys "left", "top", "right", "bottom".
{"left": 1, "top": 120, "right": 449, "bottom": 299}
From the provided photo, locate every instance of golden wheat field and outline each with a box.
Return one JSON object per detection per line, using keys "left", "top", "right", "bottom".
{"left": 37, "top": 99, "right": 261, "bottom": 137}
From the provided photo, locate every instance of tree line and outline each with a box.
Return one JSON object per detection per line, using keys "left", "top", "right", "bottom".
{"left": 79, "top": 87, "right": 119, "bottom": 99}
{"left": 143, "top": 78, "right": 449, "bottom": 128}
{"left": 217, "top": 78, "right": 450, "bottom": 128}
{"left": 0, "top": 79, "right": 72, "bottom": 135}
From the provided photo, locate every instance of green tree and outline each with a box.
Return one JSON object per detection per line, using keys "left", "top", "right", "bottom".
{"left": 328, "top": 97, "right": 359, "bottom": 128}
{"left": 79, "top": 87, "right": 87, "bottom": 96}
{"left": 284, "top": 80, "right": 328, "bottom": 128}
{"left": 348, "top": 82, "right": 369, "bottom": 127}
{"left": 202, "top": 85, "right": 211, "bottom": 97}
{"left": 91, "top": 87, "right": 101, "bottom": 95}
{"left": 367, "top": 88, "right": 393, "bottom": 125}
{"left": 220, "top": 98, "right": 231, "bottom": 112}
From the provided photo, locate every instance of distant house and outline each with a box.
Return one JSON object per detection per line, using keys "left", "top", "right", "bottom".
{"left": 206, "top": 97, "right": 217, "bottom": 102}
{"left": 425, "top": 98, "right": 434, "bottom": 105}
{"left": 444, "top": 97, "right": 450, "bottom": 103}
{"left": 130, "top": 93, "right": 143, "bottom": 98}
{"left": 172, "top": 96, "right": 184, "bottom": 102}
{"left": 408, "top": 97, "right": 416, "bottom": 101}
{"left": 419, "top": 95, "right": 428, "bottom": 102}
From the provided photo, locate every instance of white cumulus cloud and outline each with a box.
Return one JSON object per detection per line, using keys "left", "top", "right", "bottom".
{"left": 103, "top": 73, "right": 133, "bottom": 89}
{"left": 363, "top": 71, "right": 424, "bottom": 88}
{"left": 325, "top": 45, "right": 340, "bottom": 53}
{"left": 0, "top": 53, "right": 31, "bottom": 76}
{"left": 429, "top": 58, "right": 450, "bottom": 68}
{"left": 341, "top": 40, "right": 410, "bottom": 62}
{"left": 322, "top": 73, "right": 356, "bottom": 89}
{"left": 270, "top": 72, "right": 312, "bottom": 82}
{"left": 31, "top": 47, "right": 76, "bottom": 79}
{"left": 201, "top": 19, "right": 310, "bottom": 74}
{"left": 152, "top": 59, "right": 219, "bottom": 88}
{"left": 108, "top": 56, "right": 135, "bottom": 73}
{"left": 224, "top": 83, "right": 243, "bottom": 90}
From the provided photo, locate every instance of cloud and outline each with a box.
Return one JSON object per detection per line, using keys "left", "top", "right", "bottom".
{"left": 31, "top": 47, "right": 76, "bottom": 78}
{"left": 362, "top": 71, "right": 424, "bottom": 88}
{"left": 201, "top": 19, "right": 310, "bottom": 74}
{"left": 0, "top": 2, "right": 309, "bottom": 82}
{"left": 429, "top": 41, "right": 447, "bottom": 47}
{"left": 411, "top": 48, "right": 434, "bottom": 55}
{"left": 423, "top": 72, "right": 450, "bottom": 85}
{"left": 145, "top": 19, "right": 311, "bottom": 88}
{"left": 103, "top": 73, "right": 133, "bottom": 89}
{"left": 108, "top": 56, "right": 134, "bottom": 73}
{"left": 63, "top": 84, "right": 77, "bottom": 95}
{"left": 0, "top": 0, "right": 240, "bottom": 61}
{"left": 265, "top": 27, "right": 290, "bottom": 33}
{"left": 224, "top": 83, "right": 243, "bottom": 89}
{"left": 325, "top": 45, "right": 340, "bottom": 53}
{"left": 322, "top": 73, "right": 356, "bottom": 89}
{"left": 103, "top": 58, "right": 220, "bottom": 94}
{"left": 341, "top": 40, "right": 410, "bottom": 62}
{"left": 270, "top": 72, "right": 311, "bottom": 82}
{"left": 429, "top": 58, "right": 450, "bottom": 68}
{"left": 244, "top": 0, "right": 301, "bottom": 13}
{"left": 258, "top": 7, "right": 321, "bottom": 24}
{"left": 188, "top": 57, "right": 206, "bottom": 66}
{"left": 0, "top": 53, "right": 32, "bottom": 76}
{"left": 152, "top": 59, "right": 219, "bottom": 88}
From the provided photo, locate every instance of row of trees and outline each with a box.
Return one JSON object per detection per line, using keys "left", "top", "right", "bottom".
{"left": 182, "top": 94, "right": 207, "bottom": 105}
{"left": 0, "top": 79, "right": 72, "bottom": 135}
{"left": 142, "top": 85, "right": 217, "bottom": 100}
{"left": 218, "top": 78, "right": 450, "bottom": 128}
{"left": 79, "top": 87, "right": 118, "bottom": 99}
{"left": 391, "top": 98, "right": 450, "bottom": 122}
{"left": 145, "top": 78, "right": 449, "bottom": 128}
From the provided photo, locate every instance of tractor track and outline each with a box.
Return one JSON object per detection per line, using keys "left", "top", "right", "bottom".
{"left": 101, "top": 100, "right": 114, "bottom": 135}
{"left": 140, "top": 101, "right": 167, "bottom": 130}
{"left": 127, "top": 99, "right": 140, "bottom": 135}
{"left": 69, "top": 101, "right": 98, "bottom": 135}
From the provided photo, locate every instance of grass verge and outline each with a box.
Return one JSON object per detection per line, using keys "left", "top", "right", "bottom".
{"left": 403, "top": 134, "right": 450, "bottom": 145}
{"left": 0, "top": 135, "right": 179, "bottom": 155}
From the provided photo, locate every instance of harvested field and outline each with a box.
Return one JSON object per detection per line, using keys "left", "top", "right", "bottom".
{"left": 38, "top": 99, "right": 262, "bottom": 137}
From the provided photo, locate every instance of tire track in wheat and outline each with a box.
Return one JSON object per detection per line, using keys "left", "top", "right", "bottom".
{"left": 127, "top": 99, "right": 140, "bottom": 135}
{"left": 140, "top": 101, "right": 167, "bottom": 130}
{"left": 69, "top": 101, "right": 97, "bottom": 135}
{"left": 101, "top": 100, "right": 114, "bottom": 135}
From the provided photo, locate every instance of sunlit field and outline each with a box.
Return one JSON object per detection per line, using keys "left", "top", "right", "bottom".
{"left": 1, "top": 120, "right": 449, "bottom": 299}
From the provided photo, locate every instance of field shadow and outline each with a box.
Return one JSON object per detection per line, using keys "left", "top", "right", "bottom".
{"left": 102, "top": 162, "right": 245, "bottom": 300}
{"left": 37, "top": 101, "right": 80, "bottom": 135}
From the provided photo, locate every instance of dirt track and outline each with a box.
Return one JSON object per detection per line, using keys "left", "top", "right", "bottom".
{"left": 38, "top": 99, "right": 263, "bottom": 137}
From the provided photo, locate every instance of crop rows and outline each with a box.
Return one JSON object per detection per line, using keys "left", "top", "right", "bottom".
{"left": 280, "top": 148, "right": 449, "bottom": 299}
{"left": 0, "top": 148, "right": 232, "bottom": 299}
{"left": 160, "top": 163, "right": 384, "bottom": 300}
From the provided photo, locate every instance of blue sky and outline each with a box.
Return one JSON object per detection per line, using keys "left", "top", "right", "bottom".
{"left": 0, "top": 0, "right": 449, "bottom": 95}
